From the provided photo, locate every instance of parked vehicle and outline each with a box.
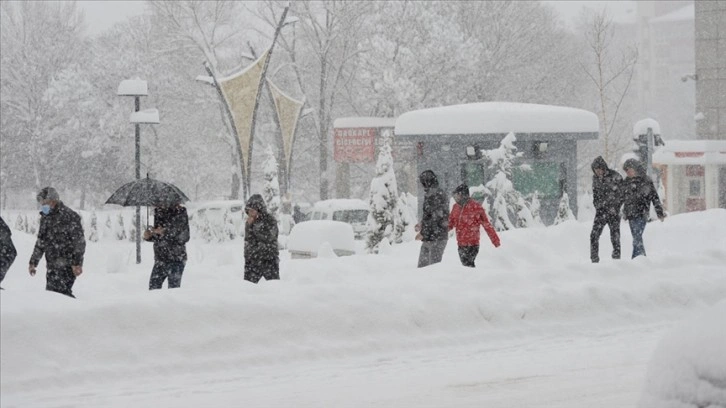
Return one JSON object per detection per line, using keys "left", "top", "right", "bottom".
{"left": 306, "top": 199, "right": 369, "bottom": 239}
{"left": 188, "top": 200, "right": 246, "bottom": 238}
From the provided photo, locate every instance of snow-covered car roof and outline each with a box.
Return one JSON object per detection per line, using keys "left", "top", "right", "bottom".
{"left": 311, "top": 199, "right": 368, "bottom": 211}
{"left": 395, "top": 102, "right": 599, "bottom": 137}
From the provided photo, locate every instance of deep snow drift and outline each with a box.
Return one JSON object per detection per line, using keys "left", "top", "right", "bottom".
{"left": 1, "top": 209, "right": 725, "bottom": 407}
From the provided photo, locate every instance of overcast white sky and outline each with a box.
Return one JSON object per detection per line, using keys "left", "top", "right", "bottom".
{"left": 78, "top": 1, "right": 637, "bottom": 37}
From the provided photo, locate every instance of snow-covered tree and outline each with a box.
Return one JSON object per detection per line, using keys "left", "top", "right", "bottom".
{"left": 263, "top": 144, "right": 281, "bottom": 220}
{"left": 366, "top": 130, "right": 401, "bottom": 253}
{"left": 104, "top": 215, "right": 113, "bottom": 240}
{"left": 116, "top": 213, "right": 127, "bottom": 241}
{"left": 528, "top": 192, "right": 544, "bottom": 227}
{"left": 481, "top": 133, "right": 534, "bottom": 231}
{"left": 15, "top": 214, "right": 24, "bottom": 232}
{"left": 88, "top": 211, "right": 99, "bottom": 242}
{"left": 554, "top": 192, "right": 575, "bottom": 225}
{"left": 394, "top": 192, "right": 415, "bottom": 243}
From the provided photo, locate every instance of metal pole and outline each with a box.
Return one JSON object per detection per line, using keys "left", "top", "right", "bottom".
{"left": 135, "top": 96, "right": 141, "bottom": 264}
{"left": 646, "top": 127, "right": 654, "bottom": 179}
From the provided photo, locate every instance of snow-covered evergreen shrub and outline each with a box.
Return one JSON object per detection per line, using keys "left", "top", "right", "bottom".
{"left": 366, "top": 129, "right": 402, "bottom": 253}
{"left": 481, "top": 132, "right": 534, "bottom": 231}
{"left": 554, "top": 192, "right": 575, "bottom": 225}
{"left": 88, "top": 211, "right": 98, "bottom": 242}
{"left": 116, "top": 213, "right": 127, "bottom": 240}
{"left": 15, "top": 214, "right": 24, "bottom": 231}
{"left": 263, "top": 145, "right": 281, "bottom": 220}
{"left": 528, "top": 191, "right": 544, "bottom": 227}
{"left": 104, "top": 215, "right": 113, "bottom": 240}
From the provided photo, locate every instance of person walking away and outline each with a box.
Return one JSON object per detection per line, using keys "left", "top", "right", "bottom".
{"left": 0, "top": 216, "right": 18, "bottom": 289}
{"left": 244, "top": 194, "right": 279, "bottom": 283}
{"left": 143, "top": 202, "right": 190, "bottom": 290}
{"left": 448, "top": 184, "right": 500, "bottom": 267}
{"left": 622, "top": 159, "right": 665, "bottom": 258}
{"left": 590, "top": 156, "right": 624, "bottom": 263}
{"left": 29, "top": 187, "right": 86, "bottom": 298}
{"left": 415, "top": 170, "right": 449, "bottom": 267}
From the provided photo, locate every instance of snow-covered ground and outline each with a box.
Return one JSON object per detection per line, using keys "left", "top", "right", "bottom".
{"left": 1, "top": 209, "right": 725, "bottom": 408}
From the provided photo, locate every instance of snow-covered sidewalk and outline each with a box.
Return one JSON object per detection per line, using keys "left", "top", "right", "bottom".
{"left": 1, "top": 209, "right": 725, "bottom": 407}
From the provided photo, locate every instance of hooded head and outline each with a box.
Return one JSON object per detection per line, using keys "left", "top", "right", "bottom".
{"left": 419, "top": 170, "right": 439, "bottom": 190}
{"left": 623, "top": 158, "right": 645, "bottom": 177}
{"left": 245, "top": 194, "right": 267, "bottom": 214}
{"left": 591, "top": 156, "right": 609, "bottom": 174}
{"left": 452, "top": 184, "right": 470, "bottom": 205}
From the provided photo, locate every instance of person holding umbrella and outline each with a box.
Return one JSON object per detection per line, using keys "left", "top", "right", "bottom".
{"left": 29, "top": 187, "right": 86, "bottom": 298}
{"left": 143, "top": 200, "right": 190, "bottom": 290}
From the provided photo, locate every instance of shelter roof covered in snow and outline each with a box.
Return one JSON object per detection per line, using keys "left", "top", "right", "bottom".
{"left": 395, "top": 102, "right": 599, "bottom": 138}
{"left": 333, "top": 117, "right": 397, "bottom": 129}
{"left": 652, "top": 140, "right": 726, "bottom": 165}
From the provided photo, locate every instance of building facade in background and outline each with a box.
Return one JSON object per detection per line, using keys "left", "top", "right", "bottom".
{"left": 695, "top": 0, "right": 726, "bottom": 140}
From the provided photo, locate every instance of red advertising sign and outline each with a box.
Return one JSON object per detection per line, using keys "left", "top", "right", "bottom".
{"left": 334, "top": 128, "right": 376, "bottom": 163}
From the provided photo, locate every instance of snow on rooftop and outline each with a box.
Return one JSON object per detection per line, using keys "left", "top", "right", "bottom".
{"left": 129, "top": 109, "right": 160, "bottom": 124}
{"left": 333, "top": 117, "right": 397, "bottom": 129}
{"left": 653, "top": 140, "right": 726, "bottom": 166}
{"left": 395, "top": 102, "right": 599, "bottom": 136}
{"left": 650, "top": 4, "right": 694, "bottom": 24}
{"left": 117, "top": 79, "right": 148, "bottom": 96}
{"left": 633, "top": 118, "right": 661, "bottom": 136}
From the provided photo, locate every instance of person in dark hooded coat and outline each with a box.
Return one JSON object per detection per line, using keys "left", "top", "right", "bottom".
{"left": 622, "top": 159, "right": 665, "bottom": 258}
{"left": 244, "top": 194, "right": 279, "bottom": 283}
{"left": 0, "top": 216, "right": 17, "bottom": 289}
{"left": 415, "top": 170, "right": 449, "bottom": 267}
{"left": 143, "top": 202, "right": 190, "bottom": 290}
{"left": 29, "top": 187, "right": 86, "bottom": 298}
{"left": 590, "top": 156, "right": 624, "bottom": 263}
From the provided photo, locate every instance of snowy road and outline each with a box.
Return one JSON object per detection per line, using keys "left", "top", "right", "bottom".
{"left": 4, "top": 322, "right": 668, "bottom": 408}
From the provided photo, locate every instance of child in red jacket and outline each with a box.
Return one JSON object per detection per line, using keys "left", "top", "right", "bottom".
{"left": 448, "top": 184, "right": 500, "bottom": 267}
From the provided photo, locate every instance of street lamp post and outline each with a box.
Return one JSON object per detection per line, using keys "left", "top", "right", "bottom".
{"left": 117, "top": 79, "right": 159, "bottom": 264}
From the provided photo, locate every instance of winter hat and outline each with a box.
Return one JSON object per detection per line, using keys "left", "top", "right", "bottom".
{"left": 452, "top": 184, "right": 470, "bottom": 197}
{"left": 245, "top": 194, "right": 267, "bottom": 213}
{"left": 419, "top": 170, "right": 439, "bottom": 189}
{"left": 36, "top": 186, "right": 60, "bottom": 202}
{"left": 591, "top": 156, "right": 608, "bottom": 172}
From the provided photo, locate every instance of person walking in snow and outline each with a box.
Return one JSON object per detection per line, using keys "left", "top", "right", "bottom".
{"left": 415, "top": 170, "right": 449, "bottom": 268}
{"left": 143, "top": 202, "right": 190, "bottom": 290}
{"left": 244, "top": 194, "right": 279, "bottom": 283}
{"left": 590, "top": 156, "right": 624, "bottom": 263}
{"left": 29, "top": 187, "right": 86, "bottom": 298}
{"left": 448, "top": 184, "right": 500, "bottom": 267}
{"left": 0, "top": 216, "right": 17, "bottom": 289}
{"left": 621, "top": 159, "right": 665, "bottom": 258}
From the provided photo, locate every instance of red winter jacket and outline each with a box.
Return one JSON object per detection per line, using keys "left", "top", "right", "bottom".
{"left": 448, "top": 199, "right": 500, "bottom": 247}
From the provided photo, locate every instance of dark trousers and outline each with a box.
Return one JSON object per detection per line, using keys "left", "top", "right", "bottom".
{"left": 458, "top": 245, "right": 480, "bottom": 267}
{"left": 590, "top": 212, "right": 621, "bottom": 262}
{"left": 244, "top": 260, "right": 280, "bottom": 284}
{"left": 46, "top": 266, "right": 76, "bottom": 298}
{"left": 149, "top": 261, "right": 185, "bottom": 290}
{"left": 629, "top": 217, "right": 647, "bottom": 259}
{"left": 417, "top": 240, "right": 448, "bottom": 268}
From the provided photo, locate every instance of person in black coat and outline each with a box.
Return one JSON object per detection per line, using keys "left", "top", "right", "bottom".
{"left": 244, "top": 194, "right": 279, "bottom": 283}
{"left": 590, "top": 156, "right": 624, "bottom": 262}
{"left": 622, "top": 159, "right": 666, "bottom": 258}
{"left": 0, "top": 216, "right": 17, "bottom": 288}
{"left": 29, "top": 187, "right": 86, "bottom": 298}
{"left": 143, "top": 203, "right": 190, "bottom": 289}
{"left": 415, "top": 170, "right": 449, "bottom": 268}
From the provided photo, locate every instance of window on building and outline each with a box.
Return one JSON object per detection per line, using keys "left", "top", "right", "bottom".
{"left": 689, "top": 179, "right": 702, "bottom": 197}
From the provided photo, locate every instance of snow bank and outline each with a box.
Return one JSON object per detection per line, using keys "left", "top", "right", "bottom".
{"left": 639, "top": 301, "right": 726, "bottom": 408}
{"left": 2, "top": 209, "right": 725, "bottom": 406}
{"left": 395, "top": 102, "right": 599, "bottom": 136}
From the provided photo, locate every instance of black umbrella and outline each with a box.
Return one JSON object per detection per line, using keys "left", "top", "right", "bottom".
{"left": 106, "top": 176, "right": 190, "bottom": 227}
